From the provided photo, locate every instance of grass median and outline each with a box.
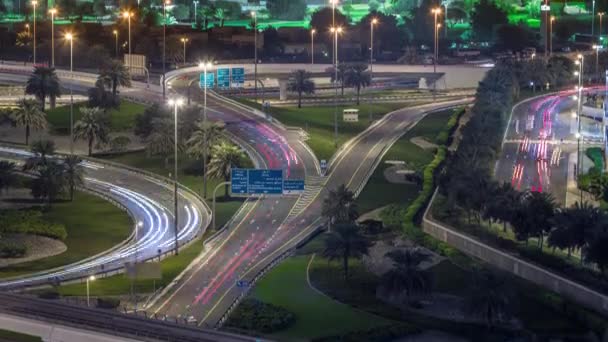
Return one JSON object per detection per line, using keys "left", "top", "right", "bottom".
{"left": 46, "top": 100, "right": 146, "bottom": 134}
{"left": 0, "top": 329, "right": 42, "bottom": 342}
{"left": 0, "top": 191, "right": 132, "bottom": 279}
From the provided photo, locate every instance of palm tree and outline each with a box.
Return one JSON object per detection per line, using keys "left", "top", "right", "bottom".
{"left": 98, "top": 60, "right": 131, "bottom": 97}
{"left": 287, "top": 70, "right": 315, "bottom": 108}
{"left": 0, "top": 161, "right": 17, "bottom": 194}
{"left": 524, "top": 191, "right": 557, "bottom": 250}
{"left": 25, "top": 66, "right": 62, "bottom": 111}
{"left": 202, "top": 6, "right": 216, "bottom": 29}
{"left": 464, "top": 269, "right": 512, "bottom": 328}
{"left": 215, "top": 8, "right": 226, "bottom": 27}
{"left": 146, "top": 118, "right": 177, "bottom": 169}
{"left": 11, "top": 98, "right": 47, "bottom": 145}
{"left": 63, "top": 155, "right": 84, "bottom": 201}
{"left": 30, "top": 161, "right": 66, "bottom": 208}
{"left": 322, "top": 223, "right": 371, "bottom": 280}
{"left": 207, "top": 141, "right": 245, "bottom": 199}
{"left": 73, "top": 107, "right": 109, "bottom": 156}
{"left": 322, "top": 184, "right": 358, "bottom": 228}
{"left": 24, "top": 139, "right": 56, "bottom": 171}
{"left": 551, "top": 201, "right": 602, "bottom": 263}
{"left": 186, "top": 121, "right": 225, "bottom": 198}
{"left": 330, "top": 63, "right": 349, "bottom": 96}
{"left": 381, "top": 249, "right": 432, "bottom": 300}
{"left": 344, "top": 64, "right": 371, "bottom": 105}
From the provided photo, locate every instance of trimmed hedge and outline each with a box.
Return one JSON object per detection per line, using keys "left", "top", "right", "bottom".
{"left": 312, "top": 324, "right": 421, "bottom": 342}
{"left": 225, "top": 298, "right": 296, "bottom": 334}
{"left": 435, "top": 108, "right": 465, "bottom": 146}
{"left": 0, "top": 210, "right": 67, "bottom": 241}
{"left": 0, "top": 241, "right": 27, "bottom": 258}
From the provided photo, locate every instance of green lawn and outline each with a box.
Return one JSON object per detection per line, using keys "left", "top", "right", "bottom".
{"left": 46, "top": 100, "right": 146, "bottom": 134}
{"left": 249, "top": 255, "right": 393, "bottom": 340}
{"left": 0, "top": 192, "right": 132, "bottom": 279}
{"left": 239, "top": 99, "right": 426, "bottom": 161}
{"left": 356, "top": 108, "right": 456, "bottom": 214}
{"left": 0, "top": 329, "right": 42, "bottom": 342}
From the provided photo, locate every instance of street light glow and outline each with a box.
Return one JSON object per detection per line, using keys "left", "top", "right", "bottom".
{"left": 122, "top": 11, "right": 132, "bottom": 19}
{"left": 168, "top": 98, "right": 184, "bottom": 106}
{"left": 198, "top": 61, "right": 212, "bottom": 68}
{"left": 49, "top": 8, "right": 57, "bottom": 15}
{"left": 431, "top": 7, "right": 441, "bottom": 14}
{"left": 65, "top": 32, "right": 73, "bottom": 40}
{"left": 89, "top": 275, "right": 96, "bottom": 281}
{"left": 371, "top": 18, "right": 378, "bottom": 25}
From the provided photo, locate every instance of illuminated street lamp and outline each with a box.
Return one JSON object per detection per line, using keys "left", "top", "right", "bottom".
{"left": 122, "top": 11, "right": 133, "bottom": 69}
{"left": 550, "top": 16, "right": 555, "bottom": 56}
{"left": 431, "top": 7, "right": 442, "bottom": 74}
{"left": 49, "top": 8, "right": 57, "bottom": 67}
{"left": 251, "top": 11, "right": 258, "bottom": 103}
{"left": 599, "top": 12, "right": 605, "bottom": 40}
{"left": 575, "top": 55, "right": 584, "bottom": 201}
{"left": 310, "top": 28, "right": 316, "bottom": 64}
{"left": 167, "top": 97, "right": 184, "bottom": 255}
{"left": 180, "top": 37, "right": 189, "bottom": 65}
{"left": 199, "top": 61, "right": 213, "bottom": 198}
{"left": 86, "top": 275, "right": 95, "bottom": 307}
{"left": 163, "top": 0, "right": 170, "bottom": 99}
{"left": 66, "top": 32, "right": 74, "bottom": 155}
{"left": 112, "top": 30, "right": 118, "bottom": 57}
{"left": 330, "top": 0, "right": 339, "bottom": 66}
{"left": 31, "top": 1, "right": 37, "bottom": 64}
{"left": 369, "top": 18, "right": 378, "bottom": 122}
{"left": 330, "top": 26, "right": 343, "bottom": 146}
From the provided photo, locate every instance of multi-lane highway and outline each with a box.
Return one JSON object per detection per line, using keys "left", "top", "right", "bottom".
{"left": 495, "top": 88, "right": 605, "bottom": 205}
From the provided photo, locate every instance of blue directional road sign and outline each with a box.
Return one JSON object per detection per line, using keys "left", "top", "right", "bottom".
{"left": 217, "top": 68, "right": 230, "bottom": 88}
{"left": 248, "top": 169, "right": 283, "bottom": 195}
{"left": 283, "top": 180, "right": 305, "bottom": 195}
{"left": 231, "top": 168, "right": 248, "bottom": 194}
{"left": 200, "top": 72, "right": 215, "bottom": 89}
{"left": 231, "top": 67, "right": 245, "bottom": 88}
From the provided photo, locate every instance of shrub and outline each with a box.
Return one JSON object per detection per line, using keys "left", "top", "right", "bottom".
{"left": 0, "top": 241, "right": 27, "bottom": 258}
{"left": 225, "top": 299, "right": 295, "bottom": 334}
{"left": 109, "top": 136, "right": 131, "bottom": 152}
{"left": 97, "top": 297, "right": 121, "bottom": 309}
{"left": 0, "top": 210, "right": 67, "bottom": 241}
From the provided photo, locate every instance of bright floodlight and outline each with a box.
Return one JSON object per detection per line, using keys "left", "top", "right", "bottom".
{"left": 113, "top": 30, "right": 117, "bottom": 35}
{"left": 49, "top": 8, "right": 57, "bottom": 14}
{"left": 371, "top": 18, "right": 378, "bottom": 25}
{"left": 181, "top": 37, "right": 188, "bottom": 42}
{"left": 122, "top": 11, "right": 131, "bottom": 18}
{"left": 31, "top": 0, "right": 38, "bottom": 5}
{"left": 89, "top": 275, "right": 96, "bottom": 281}
{"left": 168, "top": 98, "right": 184, "bottom": 106}
{"left": 199, "top": 61, "right": 212, "bottom": 68}
{"left": 65, "top": 33, "right": 73, "bottom": 40}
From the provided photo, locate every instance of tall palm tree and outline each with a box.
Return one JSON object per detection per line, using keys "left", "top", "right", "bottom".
{"left": 146, "top": 118, "right": 177, "bottom": 169}
{"left": 524, "top": 191, "right": 557, "bottom": 250}
{"left": 322, "top": 223, "right": 371, "bottom": 280}
{"left": 287, "top": 70, "right": 315, "bottom": 108}
{"left": 24, "top": 139, "right": 56, "bottom": 171}
{"left": 202, "top": 6, "right": 216, "bottom": 29}
{"left": 0, "top": 161, "right": 17, "bottom": 194}
{"left": 330, "top": 63, "right": 349, "bottom": 96}
{"left": 207, "top": 141, "right": 245, "bottom": 199}
{"left": 322, "top": 184, "right": 358, "bottom": 228}
{"left": 186, "top": 121, "right": 225, "bottom": 198}
{"left": 11, "top": 98, "right": 47, "bottom": 145}
{"left": 98, "top": 60, "right": 131, "bottom": 97}
{"left": 63, "top": 155, "right": 84, "bottom": 201}
{"left": 344, "top": 63, "right": 371, "bottom": 105}
{"left": 30, "top": 161, "right": 66, "bottom": 208}
{"left": 73, "top": 107, "right": 109, "bottom": 156}
{"left": 215, "top": 8, "right": 226, "bottom": 27}
{"left": 464, "top": 269, "right": 512, "bottom": 328}
{"left": 381, "top": 249, "right": 432, "bottom": 299}
{"left": 25, "top": 66, "right": 62, "bottom": 111}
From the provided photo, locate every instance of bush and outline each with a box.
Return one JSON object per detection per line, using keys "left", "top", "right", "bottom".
{"left": 109, "top": 136, "right": 131, "bottom": 152}
{"left": 435, "top": 108, "right": 465, "bottom": 145}
{"left": 96, "top": 297, "right": 120, "bottom": 309}
{"left": 312, "top": 324, "right": 421, "bottom": 342}
{"left": 0, "top": 241, "right": 27, "bottom": 258}
{"left": 586, "top": 147, "right": 604, "bottom": 172}
{"left": 225, "top": 298, "right": 295, "bottom": 333}
{"left": 0, "top": 210, "right": 68, "bottom": 241}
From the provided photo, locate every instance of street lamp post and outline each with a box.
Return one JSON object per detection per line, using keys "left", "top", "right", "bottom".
{"left": 431, "top": 8, "right": 442, "bottom": 74}
{"left": 331, "top": 26, "right": 343, "bottom": 147}
{"left": 592, "top": 0, "right": 596, "bottom": 36}
{"left": 369, "top": 18, "right": 378, "bottom": 122}
{"left": 575, "top": 55, "right": 584, "bottom": 202}
{"left": 49, "top": 8, "right": 57, "bottom": 67}
{"left": 122, "top": 11, "right": 133, "bottom": 70}
{"left": 168, "top": 98, "right": 183, "bottom": 255}
{"left": 113, "top": 30, "right": 118, "bottom": 57}
{"left": 32, "top": 1, "right": 37, "bottom": 64}
{"left": 594, "top": 45, "right": 600, "bottom": 77}
{"left": 66, "top": 33, "right": 74, "bottom": 155}
{"left": 163, "top": 0, "right": 169, "bottom": 99}
{"left": 310, "top": 28, "right": 316, "bottom": 64}
{"left": 180, "top": 37, "right": 189, "bottom": 66}
{"left": 331, "top": 0, "right": 338, "bottom": 66}
{"left": 251, "top": 11, "right": 258, "bottom": 103}
{"left": 550, "top": 16, "right": 555, "bottom": 56}
{"left": 600, "top": 12, "right": 605, "bottom": 40}
{"left": 199, "top": 61, "right": 212, "bottom": 198}
{"left": 194, "top": 0, "right": 199, "bottom": 24}
{"left": 86, "top": 275, "right": 95, "bottom": 307}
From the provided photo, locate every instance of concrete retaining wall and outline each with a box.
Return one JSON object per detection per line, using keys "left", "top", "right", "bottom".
{"left": 422, "top": 190, "right": 608, "bottom": 316}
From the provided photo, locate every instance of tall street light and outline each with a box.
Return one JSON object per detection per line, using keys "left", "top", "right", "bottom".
{"left": 331, "top": 0, "right": 338, "bottom": 66}
{"left": 431, "top": 7, "right": 442, "bottom": 74}
{"left": 49, "top": 8, "right": 57, "bottom": 67}
{"left": 550, "top": 16, "right": 555, "bottom": 55}
{"left": 600, "top": 12, "right": 605, "bottom": 40}
{"left": 180, "top": 37, "right": 189, "bottom": 66}
{"left": 330, "top": 26, "right": 343, "bottom": 147}
{"left": 32, "top": 1, "right": 37, "bottom": 64}
{"left": 122, "top": 11, "right": 133, "bottom": 70}
{"left": 199, "top": 61, "right": 213, "bottom": 198}
{"left": 168, "top": 97, "right": 184, "bottom": 255}
{"left": 194, "top": 0, "right": 199, "bottom": 24}
{"left": 251, "top": 11, "right": 258, "bottom": 103}
{"left": 592, "top": 0, "right": 596, "bottom": 36}
{"left": 113, "top": 29, "right": 118, "bottom": 57}
{"left": 66, "top": 32, "right": 74, "bottom": 155}
{"left": 310, "top": 28, "right": 316, "bottom": 64}
{"left": 163, "top": 0, "right": 170, "bottom": 99}
{"left": 86, "top": 275, "right": 95, "bottom": 307}
{"left": 369, "top": 18, "right": 378, "bottom": 122}
{"left": 575, "top": 55, "right": 584, "bottom": 202}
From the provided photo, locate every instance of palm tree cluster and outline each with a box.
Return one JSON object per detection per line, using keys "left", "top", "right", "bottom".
{"left": 25, "top": 66, "right": 62, "bottom": 112}
{"left": 73, "top": 107, "right": 110, "bottom": 156}
{"left": 380, "top": 248, "right": 432, "bottom": 300}
{"left": 329, "top": 63, "right": 372, "bottom": 104}
{"left": 22, "top": 140, "right": 84, "bottom": 207}
{"left": 287, "top": 70, "right": 315, "bottom": 108}
{"left": 10, "top": 99, "right": 47, "bottom": 145}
